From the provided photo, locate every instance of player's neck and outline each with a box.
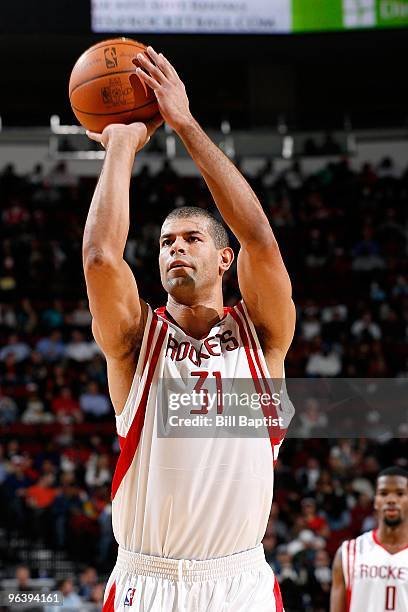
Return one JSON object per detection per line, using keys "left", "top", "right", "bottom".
{"left": 376, "top": 523, "right": 408, "bottom": 549}
{"left": 166, "top": 294, "right": 225, "bottom": 340}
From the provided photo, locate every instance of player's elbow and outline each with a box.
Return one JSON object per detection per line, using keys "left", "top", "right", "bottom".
{"left": 83, "top": 247, "right": 118, "bottom": 273}
{"left": 243, "top": 226, "right": 276, "bottom": 249}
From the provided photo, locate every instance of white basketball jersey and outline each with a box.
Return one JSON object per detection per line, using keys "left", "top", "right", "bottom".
{"left": 111, "top": 300, "right": 294, "bottom": 560}
{"left": 342, "top": 530, "right": 408, "bottom": 612}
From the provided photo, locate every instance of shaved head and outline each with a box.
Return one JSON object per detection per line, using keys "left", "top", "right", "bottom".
{"left": 164, "top": 207, "right": 229, "bottom": 249}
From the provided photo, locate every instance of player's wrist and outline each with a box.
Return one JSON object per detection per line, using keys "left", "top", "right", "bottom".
{"left": 106, "top": 133, "right": 141, "bottom": 155}
{"left": 172, "top": 113, "right": 196, "bottom": 136}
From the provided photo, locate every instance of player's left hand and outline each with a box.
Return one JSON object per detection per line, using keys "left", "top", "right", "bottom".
{"left": 132, "top": 47, "right": 192, "bottom": 133}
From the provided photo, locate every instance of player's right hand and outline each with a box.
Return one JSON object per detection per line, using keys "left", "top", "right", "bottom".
{"left": 86, "top": 113, "right": 163, "bottom": 152}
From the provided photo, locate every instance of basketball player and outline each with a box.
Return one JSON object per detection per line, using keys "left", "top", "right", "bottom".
{"left": 330, "top": 467, "right": 408, "bottom": 612}
{"left": 84, "top": 47, "right": 295, "bottom": 611}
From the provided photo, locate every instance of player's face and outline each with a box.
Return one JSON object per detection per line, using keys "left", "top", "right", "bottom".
{"left": 159, "top": 218, "right": 225, "bottom": 303}
{"left": 374, "top": 476, "right": 408, "bottom": 527}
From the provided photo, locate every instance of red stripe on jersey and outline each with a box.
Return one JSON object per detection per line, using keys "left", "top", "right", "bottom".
{"left": 111, "top": 321, "right": 168, "bottom": 501}
{"left": 346, "top": 540, "right": 351, "bottom": 611}
{"left": 230, "top": 308, "right": 263, "bottom": 395}
{"left": 142, "top": 314, "right": 158, "bottom": 373}
{"left": 116, "top": 315, "right": 156, "bottom": 454}
{"left": 233, "top": 304, "right": 283, "bottom": 455}
{"left": 237, "top": 302, "right": 269, "bottom": 382}
{"left": 230, "top": 307, "right": 279, "bottom": 460}
{"left": 102, "top": 581, "right": 116, "bottom": 612}
{"left": 237, "top": 302, "right": 285, "bottom": 437}
{"left": 350, "top": 538, "right": 357, "bottom": 610}
{"left": 273, "top": 577, "right": 284, "bottom": 612}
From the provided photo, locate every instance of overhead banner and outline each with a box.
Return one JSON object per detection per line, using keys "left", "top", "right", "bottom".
{"left": 91, "top": 0, "right": 408, "bottom": 34}
{"left": 91, "top": 1, "right": 291, "bottom": 34}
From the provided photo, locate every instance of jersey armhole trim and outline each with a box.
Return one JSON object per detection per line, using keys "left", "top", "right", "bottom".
{"left": 115, "top": 304, "right": 156, "bottom": 431}
{"left": 236, "top": 300, "right": 295, "bottom": 442}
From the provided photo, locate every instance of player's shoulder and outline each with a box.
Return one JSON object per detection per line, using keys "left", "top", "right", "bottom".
{"left": 341, "top": 530, "right": 375, "bottom": 557}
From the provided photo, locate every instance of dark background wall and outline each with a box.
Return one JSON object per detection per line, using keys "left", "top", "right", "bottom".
{"left": 0, "top": 0, "right": 407, "bottom": 129}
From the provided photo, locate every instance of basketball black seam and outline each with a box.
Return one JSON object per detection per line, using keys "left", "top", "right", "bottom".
{"left": 87, "top": 40, "right": 146, "bottom": 54}
{"left": 69, "top": 70, "right": 138, "bottom": 98}
{"left": 71, "top": 98, "right": 157, "bottom": 116}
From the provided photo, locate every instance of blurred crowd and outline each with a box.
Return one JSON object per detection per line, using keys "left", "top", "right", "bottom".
{"left": 0, "top": 155, "right": 407, "bottom": 611}
{"left": 0, "top": 564, "right": 104, "bottom": 611}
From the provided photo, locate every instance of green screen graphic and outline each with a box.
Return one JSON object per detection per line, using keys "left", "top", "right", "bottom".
{"left": 292, "top": 0, "right": 408, "bottom": 33}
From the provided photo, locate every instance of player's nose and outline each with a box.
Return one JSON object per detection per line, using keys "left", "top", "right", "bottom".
{"left": 170, "top": 238, "right": 186, "bottom": 255}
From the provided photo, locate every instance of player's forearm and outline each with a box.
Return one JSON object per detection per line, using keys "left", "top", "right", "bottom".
{"left": 177, "top": 117, "right": 274, "bottom": 246}
{"left": 330, "top": 591, "right": 347, "bottom": 612}
{"left": 83, "top": 139, "right": 136, "bottom": 262}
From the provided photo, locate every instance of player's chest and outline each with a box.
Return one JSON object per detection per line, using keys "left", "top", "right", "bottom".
{"left": 162, "top": 324, "right": 243, "bottom": 375}
{"left": 354, "top": 555, "right": 408, "bottom": 584}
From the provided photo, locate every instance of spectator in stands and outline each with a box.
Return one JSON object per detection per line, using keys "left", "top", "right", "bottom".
{"left": 67, "top": 299, "right": 92, "bottom": 328}
{"left": 23, "top": 473, "right": 58, "bottom": 540}
{"left": 14, "top": 565, "right": 32, "bottom": 591}
{"left": 350, "top": 492, "right": 373, "bottom": 534}
{"left": 40, "top": 299, "right": 65, "bottom": 330}
{"left": 273, "top": 546, "right": 304, "bottom": 611}
{"left": 305, "top": 338, "right": 342, "bottom": 377}
{"left": 0, "top": 333, "right": 30, "bottom": 363}
{"left": 3, "top": 456, "right": 33, "bottom": 527}
{"left": 352, "top": 225, "right": 385, "bottom": 272}
{"left": 89, "top": 582, "right": 105, "bottom": 607}
{"left": 65, "top": 330, "right": 99, "bottom": 362}
{"left": 51, "top": 387, "right": 82, "bottom": 424}
{"left": 79, "top": 382, "right": 110, "bottom": 421}
{"left": 85, "top": 454, "right": 111, "bottom": 488}
{"left": 306, "top": 549, "right": 332, "bottom": 611}
{"left": 0, "top": 302, "right": 17, "bottom": 328}
{"left": 35, "top": 330, "right": 66, "bottom": 362}
{"left": 0, "top": 393, "right": 18, "bottom": 425}
{"left": 24, "top": 474, "right": 58, "bottom": 510}
{"left": 45, "top": 578, "right": 82, "bottom": 611}
{"left": 21, "top": 386, "right": 54, "bottom": 424}
{"left": 78, "top": 566, "right": 98, "bottom": 600}
{"left": 351, "top": 311, "right": 382, "bottom": 341}
{"left": 52, "top": 472, "right": 84, "bottom": 548}
{"left": 301, "top": 498, "right": 330, "bottom": 538}
{"left": 300, "top": 302, "right": 322, "bottom": 341}
{"left": 296, "top": 457, "right": 321, "bottom": 493}
{"left": 296, "top": 398, "right": 328, "bottom": 437}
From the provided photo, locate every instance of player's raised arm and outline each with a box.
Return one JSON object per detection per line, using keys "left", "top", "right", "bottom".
{"left": 330, "top": 546, "right": 347, "bottom": 612}
{"left": 136, "top": 48, "right": 295, "bottom": 363}
{"left": 83, "top": 116, "right": 162, "bottom": 412}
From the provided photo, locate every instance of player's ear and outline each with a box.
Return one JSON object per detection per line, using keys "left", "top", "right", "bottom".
{"left": 219, "top": 247, "right": 234, "bottom": 273}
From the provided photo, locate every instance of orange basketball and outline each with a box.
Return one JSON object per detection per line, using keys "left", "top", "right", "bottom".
{"left": 68, "top": 38, "right": 159, "bottom": 133}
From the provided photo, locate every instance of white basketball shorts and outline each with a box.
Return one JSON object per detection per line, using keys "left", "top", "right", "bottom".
{"left": 102, "top": 545, "right": 284, "bottom": 611}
